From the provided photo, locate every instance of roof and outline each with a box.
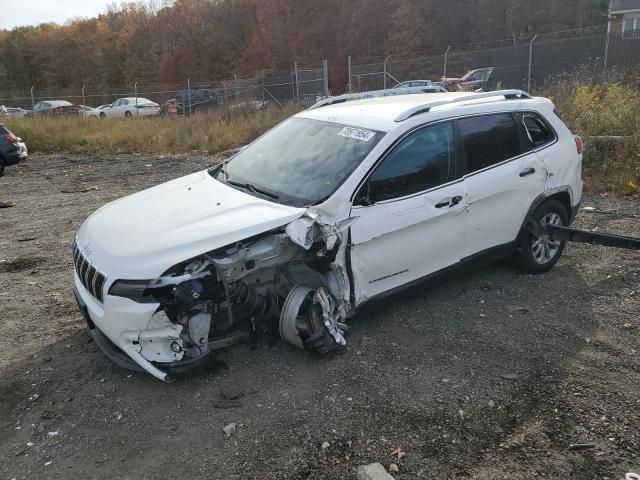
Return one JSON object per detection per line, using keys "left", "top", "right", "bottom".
{"left": 38, "top": 100, "right": 72, "bottom": 107}
{"left": 610, "top": 0, "right": 640, "bottom": 13}
{"left": 298, "top": 90, "right": 534, "bottom": 132}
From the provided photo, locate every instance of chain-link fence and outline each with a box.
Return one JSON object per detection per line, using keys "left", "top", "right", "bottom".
{"left": 348, "top": 27, "right": 640, "bottom": 93}
{"left": 0, "top": 61, "right": 329, "bottom": 116}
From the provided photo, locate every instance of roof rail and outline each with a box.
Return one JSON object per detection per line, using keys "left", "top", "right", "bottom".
{"left": 308, "top": 86, "right": 447, "bottom": 110}
{"left": 394, "top": 89, "right": 531, "bottom": 122}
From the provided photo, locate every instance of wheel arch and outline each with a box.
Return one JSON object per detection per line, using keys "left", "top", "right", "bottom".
{"left": 515, "top": 188, "right": 573, "bottom": 246}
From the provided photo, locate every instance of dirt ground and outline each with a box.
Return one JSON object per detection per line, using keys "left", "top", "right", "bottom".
{"left": 0, "top": 154, "right": 639, "bottom": 480}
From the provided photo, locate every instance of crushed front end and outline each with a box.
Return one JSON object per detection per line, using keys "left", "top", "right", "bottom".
{"left": 72, "top": 217, "right": 352, "bottom": 381}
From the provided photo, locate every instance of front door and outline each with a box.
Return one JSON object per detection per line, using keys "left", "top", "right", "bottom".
{"left": 349, "top": 121, "right": 468, "bottom": 304}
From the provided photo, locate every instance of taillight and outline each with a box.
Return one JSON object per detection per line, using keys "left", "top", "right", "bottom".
{"left": 3, "top": 134, "right": 17, "bottom": 143}
{"left": 574, "top": 135, "right": 584, "bottom": 155}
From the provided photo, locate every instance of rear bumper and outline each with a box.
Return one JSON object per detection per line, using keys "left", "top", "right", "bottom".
{"left": 3, "top": 149, "right": 21, "bottom": 166}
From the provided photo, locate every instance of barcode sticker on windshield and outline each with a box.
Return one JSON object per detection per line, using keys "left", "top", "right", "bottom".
{"left": 338, "top": 127, "right": 376, "bottom": 142}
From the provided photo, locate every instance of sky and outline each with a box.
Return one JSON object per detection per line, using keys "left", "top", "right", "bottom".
{"left": 0, "top": 0, "right": 111, "bottom": 29}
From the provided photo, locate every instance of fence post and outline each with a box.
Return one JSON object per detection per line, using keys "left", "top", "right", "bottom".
{"left": 443, "top": 46, "right": 451, "bottom": 78}
{"left": 187, "top": 78, "right": 192, "bottom": 116}
{"left": 81, "top": 85, "right": 86, "bottom": 114}
{"left": 347, "top": 56, "right": 352, "bottom": 93}
{"left": 383, "top": 56, "right": 391, "bottom": 89}
{"left": 134, "top": 82, "right": 138, "bottom": 117}
{"left": 527, "top": 34, "right": 538, "bottom": 93}
{"left": 294, "top": 62, "right": 300, "bottom": 101}
{"left": 234, "top": 73, "right": 239, "bottom": 105}
{"left": 30, "top": 86, "right": 35, "bottom": 110}
{"left": 322, "top": 60, "right": 329, "bottom": 98}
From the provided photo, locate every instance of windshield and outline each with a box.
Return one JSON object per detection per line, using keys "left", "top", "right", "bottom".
{"left": 212, "top": 117, "right": 385, "bottom": 207}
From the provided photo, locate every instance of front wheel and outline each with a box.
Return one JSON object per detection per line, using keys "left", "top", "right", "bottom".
{"left": 0, "top": 158, "right": 5, "bottom": 176}
{"left": 125, "top": 111, "right": 133, "bottom": 118}
{"left": 100, "top": 112, "right": 106, "bottom": 119}
{"left": 514, "top": 199, "right": 568, "bottom": 274}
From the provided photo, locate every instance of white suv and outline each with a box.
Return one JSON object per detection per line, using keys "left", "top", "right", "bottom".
{"left": 73, "top": 89, "right": 583, "bottom": 381}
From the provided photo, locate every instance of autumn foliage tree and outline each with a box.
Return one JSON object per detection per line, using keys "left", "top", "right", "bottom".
{"left": 0, "top": 0, "right": 608, "bottom": 99}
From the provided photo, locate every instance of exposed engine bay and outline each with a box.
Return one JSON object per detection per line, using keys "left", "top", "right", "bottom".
{"left": 105, "top": 217, "right": 352, "bottom": 375}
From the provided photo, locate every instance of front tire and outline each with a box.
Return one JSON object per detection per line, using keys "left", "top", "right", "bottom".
{"left": 100, "top": 112, "right": 106, "bottom": 119}
{"left": 125, "top": 111, "right": 133, "bottom": 118}
{"left": 515, "top": 199, "right": 568, "bottom": 274}
{"left": 0, "top": 158, "right": 5, "bottom": 176}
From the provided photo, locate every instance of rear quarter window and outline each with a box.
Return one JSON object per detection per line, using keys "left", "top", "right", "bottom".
{"left": 523, "top": 113, "right": 556, "bottom": 148}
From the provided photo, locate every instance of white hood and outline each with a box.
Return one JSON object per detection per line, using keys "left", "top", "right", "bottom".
{"left": 77, "top": 170, "right": 306, "bottom": 279}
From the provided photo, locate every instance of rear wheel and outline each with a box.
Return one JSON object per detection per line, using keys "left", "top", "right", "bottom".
{"left": 100, "top": 112, "right": 106, "bottom": 119}
{"left": 515, "top": 199, "right": 568, "bottom": 274}
{"left": 0, "top": 157, "right": 5, "bottom": 176}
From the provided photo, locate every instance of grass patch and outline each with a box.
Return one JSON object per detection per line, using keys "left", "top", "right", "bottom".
{"left": 540, "top": 81, "right": 640, "bottom": 197}
{"left": 3, "top": 104, "right": 301, "bottom": 156}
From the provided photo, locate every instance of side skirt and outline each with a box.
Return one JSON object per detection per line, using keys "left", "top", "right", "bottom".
{"left": 355, "top": 242, "right": 517, "bottom": 308}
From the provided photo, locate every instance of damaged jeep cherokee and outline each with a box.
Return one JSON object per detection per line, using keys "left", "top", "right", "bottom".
{"left": 73, "top": 89, "right": 583, "bottom": 381}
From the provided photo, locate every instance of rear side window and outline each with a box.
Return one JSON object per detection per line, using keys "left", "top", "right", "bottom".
{"left": 368, "top": 121, "right": 455, "bottom": 202}
{"left": 523, "top": 113, "right": 555, "bottom": 148}
{"left": 459, "top": 113, "right": 522, "bottom": 174}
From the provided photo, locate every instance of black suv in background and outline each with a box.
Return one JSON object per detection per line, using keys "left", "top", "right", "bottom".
{"left": 0, "top": 124, "right": 28, "bottom": 175}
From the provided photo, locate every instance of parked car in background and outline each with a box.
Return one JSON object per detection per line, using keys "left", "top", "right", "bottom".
{"left": 99, "top": 98, "right": 161, "bottom": 118}
{"left": 6, "top": 107, "right": 31, "bottom": 117}
{"left": 0, "top": 124, "right": 28, "bottom": 175}
{"left": 230, "top": 100, "right": 271, "bottom": 112}
{"left": 161, "top": 99, "right": 177, "bottom": 116}
{"left": 78, "top": 105, "right": 97, "bottom": 118}
{"left": 87, "top": 105, "right": 111, "bottom": 118}
{"left": 442, "top": 68, "right": 496, "bottom": 92}
{"left": 32, "top": 100, "right": 82, "bottom": 116}
{"left": 393, "top": 80, "right": 434, "bottom": 89}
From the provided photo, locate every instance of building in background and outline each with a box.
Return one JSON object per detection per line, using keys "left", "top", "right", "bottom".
{"left": 608, "top": 0, "right": 640, "bottom": 35}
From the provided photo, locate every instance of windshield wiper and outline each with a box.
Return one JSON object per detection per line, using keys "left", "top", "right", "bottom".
{"left": 226, "top": 179, "right": 280, "bottom": 201}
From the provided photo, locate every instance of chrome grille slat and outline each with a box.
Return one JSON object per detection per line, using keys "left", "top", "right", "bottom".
{"left": 72, "top": 240, "right": 107, "bottom": 303}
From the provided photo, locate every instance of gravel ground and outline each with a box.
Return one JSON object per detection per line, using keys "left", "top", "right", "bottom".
{"left": 0, "top": 154, "right": 639, "bottom": 479}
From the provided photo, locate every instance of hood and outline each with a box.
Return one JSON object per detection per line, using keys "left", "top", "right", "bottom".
{"left": 78, "top": 170, "right": 306, "bottom": 279}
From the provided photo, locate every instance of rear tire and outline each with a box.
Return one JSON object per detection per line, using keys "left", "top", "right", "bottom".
{"left": 0, "top": 157, "right": 5, "bottom": 176}
{"left": 514, "top": 199, "right": 568, "bottom": 274}
{"left": 100, "top": 112, "right": 106, "bottom": 119}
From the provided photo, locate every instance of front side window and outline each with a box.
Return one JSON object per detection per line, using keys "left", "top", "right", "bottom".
{"left": 523, "top": 114, "right": 555, "bottom": 148}
{"left": 459, "top": 113, "right": 523, "bottom": 174}
{"left": 367, "top": 122, "right": 455, "bottom": 203}
{"left": 216, "top": 117, "right": 384, "bottom": 207}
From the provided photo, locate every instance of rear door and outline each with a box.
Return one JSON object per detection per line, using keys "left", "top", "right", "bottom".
{"left": 349, "top": 121, "right": 468, "bottom": 303}
{"left": 459, "top": 112, "right": 545, "bottom": 257}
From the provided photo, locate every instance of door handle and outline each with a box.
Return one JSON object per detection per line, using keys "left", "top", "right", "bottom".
{"left": 450, "top": 195, "right": 463, "bottom": 207}
{"left": 435, "top": 196, "right": 463, "bottom": 209}
{"left": 519, "top": 167, "right": 536, "bottom": 177}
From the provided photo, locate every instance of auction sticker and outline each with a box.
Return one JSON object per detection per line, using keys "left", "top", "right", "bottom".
{"left": 338, "top": 127, "right": 376, "bottom": 142}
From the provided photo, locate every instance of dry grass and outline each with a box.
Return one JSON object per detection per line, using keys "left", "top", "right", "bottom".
{"left": 4, "top": 86, "right": 640, "bottom": 197}
{"left": 540, "top": 81, "right": 640, "bottom": 197}
{"left": 3, "top": 104, "right": 301, "bottom": 155}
